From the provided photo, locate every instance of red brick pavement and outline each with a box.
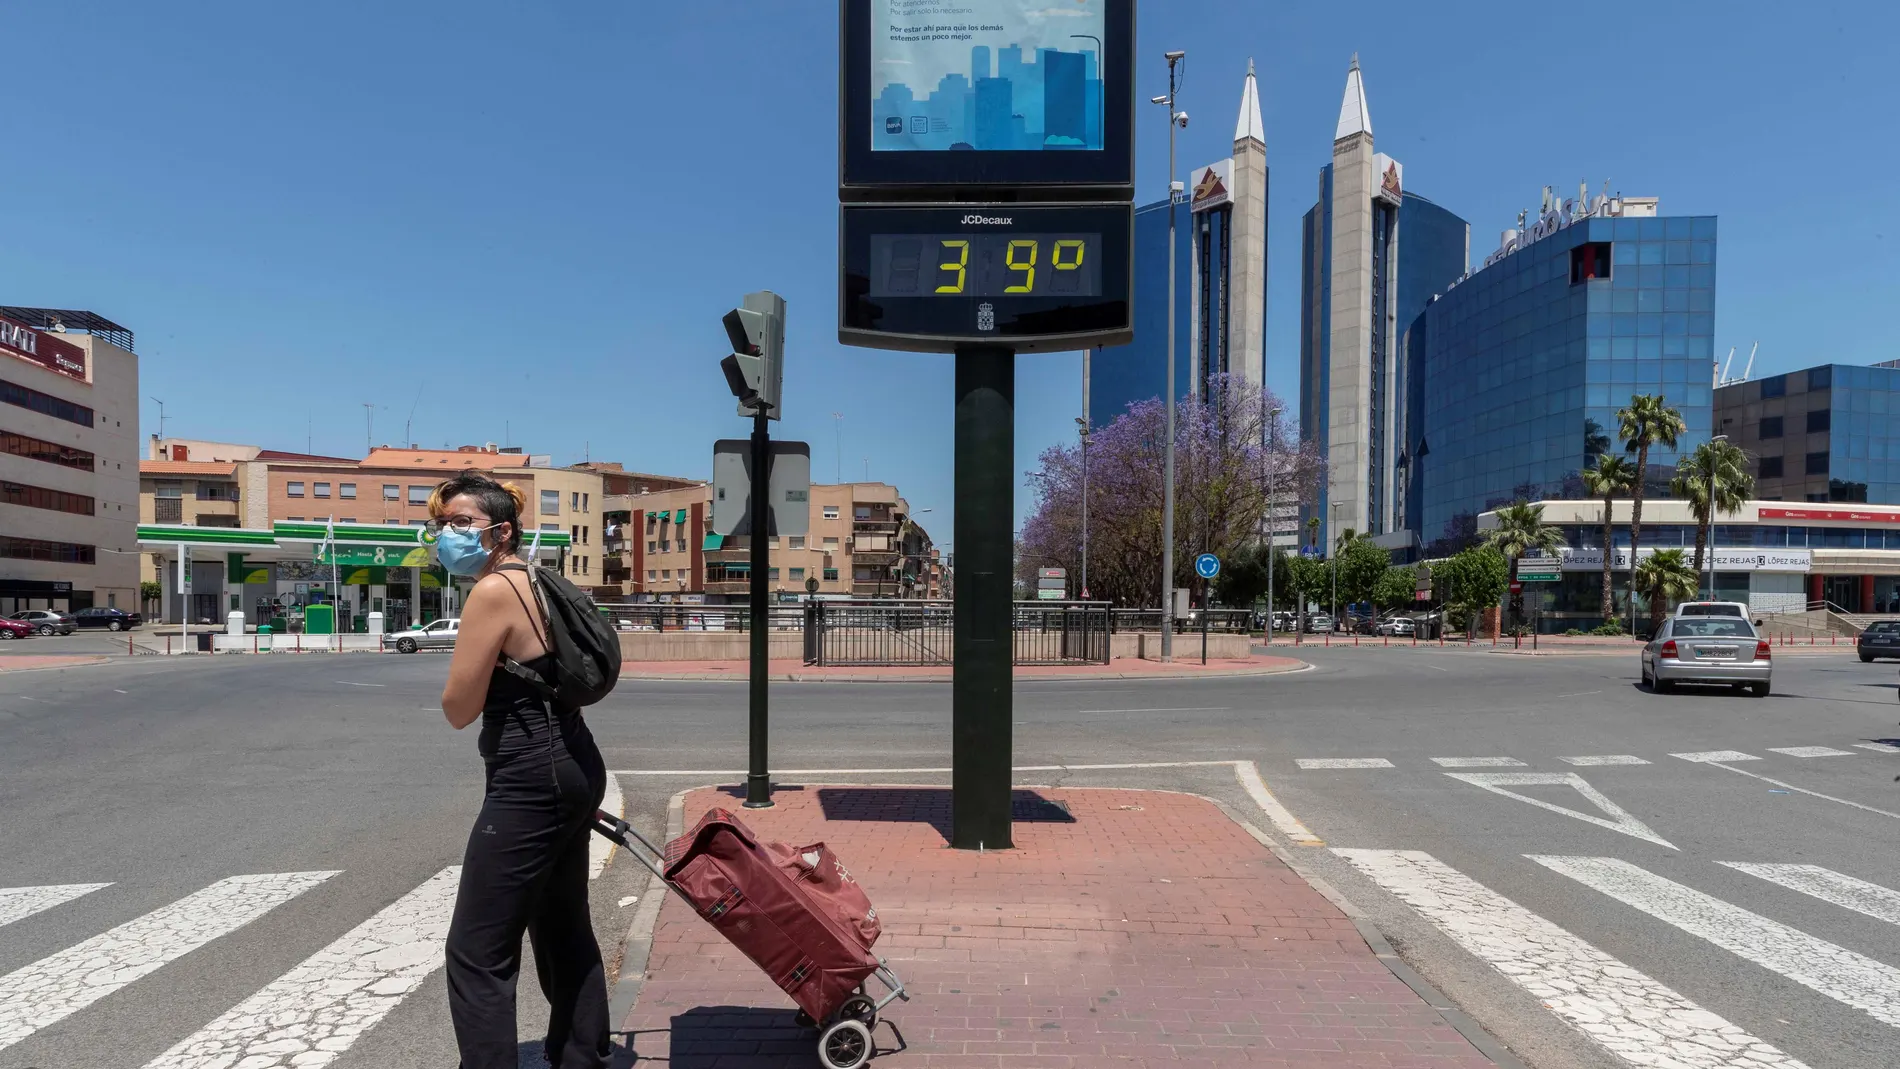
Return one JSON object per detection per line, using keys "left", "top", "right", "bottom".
{"left": 620, "top": 786, "right": 1497, "bottom": 1068}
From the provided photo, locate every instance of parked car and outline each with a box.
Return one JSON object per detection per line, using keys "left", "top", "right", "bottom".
{"left": 1858, "top": 620, "right": 1900, "bottom": 662}
{"left": 1641, "top": 615, "right": 1771, "bottom": 696}
{"left": 1304, "top": 613, "right": 1334, "bottom": 634}
{"left": 0, "top": 617, "right": 33, "bottom": 640}
{"left": 387, "top": 617, "right": 459, "bottom": 654}
{"left": 1270, "top": 611, "right": 1297, "bottom": 632}
{"left": 71, "top": 607, "right": 142, "bottom": 631}
{"left": 1378, "top": 616, "right": 1417, "bottom": 637}
{"left": 8, "top": 610, "right": 75, "bottom": 636}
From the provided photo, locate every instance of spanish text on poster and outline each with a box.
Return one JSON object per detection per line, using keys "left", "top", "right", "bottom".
{"left": 870, "top": 0, "right": 1105, "bottom": 152}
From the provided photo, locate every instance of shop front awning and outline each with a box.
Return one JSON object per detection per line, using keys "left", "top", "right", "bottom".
{"left": 703, "top": 533, "right": 725, "bottom": 551}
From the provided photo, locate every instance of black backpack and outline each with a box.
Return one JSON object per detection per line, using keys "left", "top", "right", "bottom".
{"left": 498, "top": 562, "right": 621, "bottom": 707}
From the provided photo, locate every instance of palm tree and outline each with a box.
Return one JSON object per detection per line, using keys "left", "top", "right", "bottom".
{"left": 1581, "top": 455, "right": 1637, "bottom": 627}
{"left": 1334, "top": 527, "right": 1360, "bottom": 554}
{"left": 1670, "top": 439, "right": 1756, "bottom": 585}
{"left": 1483, "top": 502, "right": 1567, "bottom": 624}
{"left": 1633, "top": 548, "right": 1699, "bottom": 634}
{"left": 1616, "top": 394, "right": 1687, "bottom": 626}
{"left": 1305, "top": 516, "right": 1321, "bottom": 551}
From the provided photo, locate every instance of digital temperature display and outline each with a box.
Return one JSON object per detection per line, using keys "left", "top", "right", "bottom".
{"left": 868, "top": 234, "right": 1102, "bottom": 299}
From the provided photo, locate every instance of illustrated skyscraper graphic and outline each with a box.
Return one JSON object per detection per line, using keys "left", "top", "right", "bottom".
{"left": 872, "top": 41, "right": 1103, "bottom": 150}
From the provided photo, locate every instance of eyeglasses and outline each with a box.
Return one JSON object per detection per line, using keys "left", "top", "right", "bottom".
{"left": 424, "top": 516, "right": 491, "bottom": 536}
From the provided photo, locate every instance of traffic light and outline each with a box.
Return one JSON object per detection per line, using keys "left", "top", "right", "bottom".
{"left": 720, "top": 290, "right": 785, "bottom": 420}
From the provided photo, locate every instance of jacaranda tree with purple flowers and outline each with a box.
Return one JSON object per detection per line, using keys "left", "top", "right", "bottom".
{"left": 1019, "top": 376, "right": 1323, "bottom": 607}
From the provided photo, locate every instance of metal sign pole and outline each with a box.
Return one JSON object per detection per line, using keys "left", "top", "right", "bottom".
{"left": 746, "top": 409, "right": 773, "bottom": 809}
{"left": 952, "top": 343, "right": 1014, "bottom": 850}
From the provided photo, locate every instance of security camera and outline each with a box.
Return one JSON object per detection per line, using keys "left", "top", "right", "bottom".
{"left": 1176, "top": 112, "right": 1189, "bottom": 127}
{"left": 1165, "top": 50, "right": 1185, "bottom": 61}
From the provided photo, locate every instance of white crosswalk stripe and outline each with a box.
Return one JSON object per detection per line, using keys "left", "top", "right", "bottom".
{"left": 0, "top": 883, "right": 110, "bottom": 930}
{"left": 1430, "top": 756, "right": 1525, "bottom": 767}
{"left": 1766, "top": 746, "right": 1854, "bottom": 758}
{"left": 1531, "top": 855, "right": 1900, "bottom": 1028}
{"left": 1718, "top": 862, "right": 1900, "bottom": 928}
{"left": 1295, "top": 757, "right": 1392, "bottom": 769}
{"left": 1558, "top": 754, "right": 1650, "bottom": 765}
{"left": 0, "top": 871, "right": 337, "bottom": 1051}
{"left": 1335, "top": 848, "right": 1806, "bottom": 1068}
{"left": 142, "top": 867, "right": 461, "bottom": 1069}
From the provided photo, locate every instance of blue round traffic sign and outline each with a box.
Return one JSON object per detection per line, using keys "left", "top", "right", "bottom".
{"left": 1195, "top": 553, "right": 1220, "bottom": 579}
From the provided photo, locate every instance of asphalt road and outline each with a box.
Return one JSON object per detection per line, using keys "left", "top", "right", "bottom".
{"left": 1, "top": 645, "right": 1896, "bottom": 1068}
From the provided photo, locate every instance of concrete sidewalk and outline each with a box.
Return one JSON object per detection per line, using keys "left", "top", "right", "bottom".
{"left": 622, "top": 656, "right": 1308, "bottom": 682}
{"left": 617, "top": 786, "right": 1500, "bottom": 1068}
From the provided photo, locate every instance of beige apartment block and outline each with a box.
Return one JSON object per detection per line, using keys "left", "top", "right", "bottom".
{"left": 0, "top": 310, "right": 139, "bottom": 613}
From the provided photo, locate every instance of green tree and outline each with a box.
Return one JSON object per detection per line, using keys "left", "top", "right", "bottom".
{"left": 1670, "top": 439, "right": 1756, "bottom": 582}
{"left": 1617, "top": 393, "right": 1687, "bottom": 624}
{"left": 1283, "top": 553, "right": 1327, "bottom": 630}
{"left": 1435, "top": 546, "right": 1509, "bottom": 635}
{"left": 1581, "top": 455, "right": 1637, "bottom": 626}
{"left": 1634, "top": 548, "right": 1700, "bottom": 633}
{"left": 1335, "top": 538, "right": 1390, "bottom": 608}
{"left": 1483, "top": 501, "right": 1568, "bottom": 583}
{"left": 1213, "top": 541, "right": 1271, "bottom": 609}
{"left": 1373, "top": 565, "right": 1418, "bottom": 611}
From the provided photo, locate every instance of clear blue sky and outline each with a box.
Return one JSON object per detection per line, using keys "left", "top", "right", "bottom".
{"left": 5, "top": 1, "right": 1895, "bottom": 548}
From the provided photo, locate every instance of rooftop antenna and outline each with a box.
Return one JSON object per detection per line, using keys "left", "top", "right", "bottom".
{"left": 149, "top": 397, "right": 167, "bottom": 442}
{"left": 1719, "top": 346, "right": 1736, "bottom": 386}
{"left": 362, "top": 402, "right": 376, "bottom": 455}
{"left": 1741, "top": 342, "right": 1758, "bottom": 381}
{"left": 404, "top": 383, "right": 423, "bottom": 449}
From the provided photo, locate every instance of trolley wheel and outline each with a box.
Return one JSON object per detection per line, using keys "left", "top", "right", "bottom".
{"left": 839, "top": 994, "right": 877, "bottom": 1024}
{"left": 818, "top": 1019, "right": 873, "bottom": 1069}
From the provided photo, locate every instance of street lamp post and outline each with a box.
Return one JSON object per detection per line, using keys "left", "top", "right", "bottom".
{"left": 1154, "top": 50, "right": 1187, "bottom": 661}
{"left": 1703, "top": 434, "right": 1728, "bottom": 599}
{"left": 1330, "top": 501, "right": 1343, "bottom": 630}
{"left": 1264, "top": 405, "right": 1281, "bottom": 644}
{"left": 1075, "top": 417, "right": 1090, "bottom": 599}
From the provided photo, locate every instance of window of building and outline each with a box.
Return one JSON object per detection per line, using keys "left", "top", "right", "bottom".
{"left": 154, "top": 480, "right": 182, "bottom": 499}
{"left": 823, "top": 568, "right": 839, "bottom": 580}
{"left": 675, "top": 539, "right": 686, "bottom": 552}
{"left": 769, "top": 567, "right": 780, "bottom": 580}
{"left": 823, "top": 505, "right": 840, "bottom": 519}
{"left": 571, "top": 491, "right": 580, "bottom": 510}
{"left": 195, "top": 483, "right": 237, "bottom": 501}
{"left": 571, "top": 524, "right": 579, "bottom": 543}
{"left": 647, "top": 569, "right": 657, "bottom": 581}
{"left": 1760, "top": 416, "right": 1783, "bottom": 439}
{"left": 339, "top": 483, "right": 357, "bottom": 499}
{"left": 1806, "top": 451, "right": 1829, "bottom": 475}
{"left": 789, "top": 535, "right": 806, "bottom": 549}
{"left": 0, "top": 378, "right": 93, "bottom": 427}
{"left": 823, "top": 537, "right": 840, "bottom": 549}
{"left": 287, "top": 516, "right": 305, "bottom": 521}
{"left": 1569, "top": 242, "right": 1613, "bottom": 284}
{"left": 0, "top": 534, "right": 95, "bottom": 564}
{"left": 1760, "top": 375, "right": 1787, "bottom": 399}
{"left": 583, "top": 526, "right": 589, "bottom": 545}
{"left": 287, "top": 481, "right": 305, "bottom": 497}
{"left": 409, "top": 485, "right": 431, "bottom": 505}
{"left": 1807, "top": 409, "right": 1831, "bottom": 433}
{"left": 582, "top": 493, "right": 590, "bottom": 511}
{"left": 790, "top": 567, "right": 806, "bottom": 580}
{"left": 646, "top": 514, "right": 657, "bottom": 532}
{"left": 541, "top": 489, "right": 560, "bottom": 516}
{"left": 662, "top": 569, "right": 672, "bottom": 580}
{"left": 855, "top": 506, "right": 871, "bottom": 519}
{"left": 769, "top": 536, "right": 780, "bottom": 549}
{"left": 648, "top": 540, "right": 658, "bottom": 553}
{"left": 1759, "top": 456, "right": 1783, "bottom": 479}
{"left": 386, "top": 519, "right": 403, "bottom": 525}
{"left": 313, "top": 482, "right": 331, "bottom": 498}
{"left": 2, "top": 431, "right": 94, "bottom": 472}
{"left": 1, "top": 480, "right": 95, "bottom": 516}
{"left": 1829, "top": 479, "right": 1869, "bottom": 503}
{"left": 384, "top": 484, "right": 399, "bottom": 500}
{"left": 338, "top": 517, "right": 357, "bottom": 523}
{"left": 1809, "top": 366, "right": 1832, "bottom": 390}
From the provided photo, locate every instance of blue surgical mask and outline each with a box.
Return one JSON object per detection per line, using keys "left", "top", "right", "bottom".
{"left": 435, "top": 524, "right": 498, "bottom": 576}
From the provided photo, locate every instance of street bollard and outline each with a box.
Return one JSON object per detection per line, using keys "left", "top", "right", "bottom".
{"left": 1325, "top": 632, "right": 1330, "bottom": 647}
{"left": 165, "top": 635, "right": 171, "bottom": 656}
{"left": 1354, "top": 633, "right": 1359, "bottom": 647}
{"left": 1384, "top": 633, "right": 1389, "bottom": 647}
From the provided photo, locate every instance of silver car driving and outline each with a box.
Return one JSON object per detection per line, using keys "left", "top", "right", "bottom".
{"left": 1642, "top": 615, "right": 1771, "bottom": 696}
{"left": 386, "top": 618, "right": 459, "bottom": 654}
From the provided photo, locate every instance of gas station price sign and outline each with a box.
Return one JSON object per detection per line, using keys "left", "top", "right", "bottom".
{"left": 841, "top": 202, "right": 1131, "bottom": 352}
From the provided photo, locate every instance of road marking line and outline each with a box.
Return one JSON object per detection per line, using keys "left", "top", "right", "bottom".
{"left": 1718, "top": 863, "right": 1900, "bottom": 927}
{"left": 1235, "top": 761, "right": 1322, "bottom": 845}
{"left": 1552, "top": 690, "right": 1602, "bottom": 698}
{"left": 1767, "top": 746, "right": 1854, "bottom": 757}
{"left": 141, "top": 867, "right": 459, "bottom": 1069}
{"left": 1446, "top": 772, "right": 1675, "bottom": 849}
{"left": 112, "top": 689, "right": 128, "bottom": 694}
{"left": 1853, "top": 742, "right": 1900, "bottom": 754}
{"left": 1684, "top": 761, "right": 1900, "bottom": 820}
{"left": 1294, "top": 757, "right": 1394, "bottom": 769}
{"left": 1077, "top": 706, "right": 1229, "bottom": 714}
{"left": 1334, "top": 849, "right": 1805, "bottom": 1069}
{"left": 1559, "top": 755, "right": 1651, "bottom": 766}
{"left": 0, "top": 871, "right": 337, "bottom": 1051}
{"left": 1532, "top": 855, "right": 1900, "bottom": 1028}
{"left": 1431, "top": 756, "right": 1526, "bottom": 768}
{"left": 1670, "top": 750, "right": 1761, "bottom": 763}
{"left": 335, "top": 681, "right": 385, "bottom": 688}
{"left": 0, "top": 884, "right": 111, "bottom": 930}
{"left": 590, "top": 772, "right": 622, "bottom": 880}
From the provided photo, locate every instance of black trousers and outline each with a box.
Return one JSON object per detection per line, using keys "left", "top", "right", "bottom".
{"left": 446, "top": 715, "right": 610, "bottom": 1069}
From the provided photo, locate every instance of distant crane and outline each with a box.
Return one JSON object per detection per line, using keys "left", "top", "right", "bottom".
{"left": 1716, "top": 342, "right": 1758, "bottom": 388}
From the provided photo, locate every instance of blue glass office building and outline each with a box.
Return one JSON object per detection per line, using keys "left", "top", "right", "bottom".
{"left": 1408, "top": 207, "right": 1718, "bottom": 542}
{"left": 1719, "top": 362, "right": 1900, "bottom": 505}
{"left": 1088, "top": 195, "right": 1192, "bottom": 425}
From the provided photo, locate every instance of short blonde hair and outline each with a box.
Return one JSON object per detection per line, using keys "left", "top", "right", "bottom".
{"left": 428, "top": 471, "right": 528, "bottom": 555}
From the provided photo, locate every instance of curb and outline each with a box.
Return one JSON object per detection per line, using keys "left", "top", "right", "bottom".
{"left": 606, "top": 787, "right": 687, "bottom": 1030}
{"left": 621, "top": 660, "right": 1313, "bottom": 683}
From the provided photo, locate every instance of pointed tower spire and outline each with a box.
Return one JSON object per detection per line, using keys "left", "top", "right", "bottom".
{"left": 1234, "top": 57, "right": 1265, "bottom": 145}
{"left": 1334, "top": 53, "right": 1372, "bottom": 142}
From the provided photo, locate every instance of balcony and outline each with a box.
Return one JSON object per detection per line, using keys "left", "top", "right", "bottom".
{"left": 154, "top": 498, "right": 183, "bottom": 523}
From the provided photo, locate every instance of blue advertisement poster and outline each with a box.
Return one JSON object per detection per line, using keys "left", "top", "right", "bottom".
{"left": 870, "top": 0, "right": 1105, "bottom": 152}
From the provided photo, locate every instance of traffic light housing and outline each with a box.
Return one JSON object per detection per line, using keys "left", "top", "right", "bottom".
{"left": 720, "top": 290, "right": 785, "bottom": 420}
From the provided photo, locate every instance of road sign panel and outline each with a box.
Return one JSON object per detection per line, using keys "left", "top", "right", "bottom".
{"left": 1195, "top": 553, "right": 1220, "bottom": 580}
{"left": 711, "top": 440, "right": 812, "bottom": 537}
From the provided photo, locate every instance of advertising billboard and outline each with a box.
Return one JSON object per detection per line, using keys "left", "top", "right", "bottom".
{"left": 1189, "top": 159, "right": 1233, "bottom": 213}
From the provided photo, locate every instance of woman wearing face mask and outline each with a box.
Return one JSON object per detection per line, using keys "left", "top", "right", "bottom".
{"left": 430, "top": 471, "right": 609, "bottom": 1069}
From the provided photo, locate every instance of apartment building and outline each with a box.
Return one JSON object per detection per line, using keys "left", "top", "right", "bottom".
{"left": 600, "top": 480, "right": 939, "bottom": 603}
{"left": 0, "top": 308, "right": 140, "bottom": 613}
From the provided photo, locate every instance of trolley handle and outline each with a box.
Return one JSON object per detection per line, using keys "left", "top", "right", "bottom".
{"left": 591, "top": 809, "right": 670, "bottom": 882}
